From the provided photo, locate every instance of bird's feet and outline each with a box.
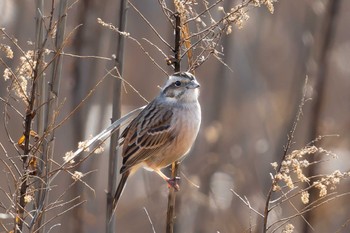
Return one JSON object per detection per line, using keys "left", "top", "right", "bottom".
{"left": 166, "top": 177, "right": 180, "bottom": 191}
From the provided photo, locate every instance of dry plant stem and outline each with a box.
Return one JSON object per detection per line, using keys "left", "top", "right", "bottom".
{"left": 0, "top": 97, "right": 24, "bottom": 119}
{"left": 14, "top": 22, "right": 85, "bottom": 158}
{"left": 143, "top": 207, "right": 156, "bottom": 233}
{"left": 50, "top": 160, "right": 96, "bottom": 194}
{"left": 270, "top": 192, "right": 350, "bottom": 233}
{"left": 262, "top": 77, "right": 309, "bottom": 233}
{"left": 32, "top": 200, "right": 86, "bottom": 233}
{"left": 185, "top": 0, "right": 223, "bottom": 24}
{"left": 166, "top": 12, "right": 181, "bottom": 233}
{"left": 32, "top": 0, "right": 47, "bottom": 231}
{"left": 106, "top": 0, "right": 128, "bottom": 232}
{"left": 0, "top": 58, "right": 30, "bottom": 104}
{"left": 128, "top": 1, "right": 173, "bottom": 50}
{"left": 41, "top": 0, "right": 67, "bottom": 228}
{"left": 157, "top": 0, "right": 174, "bottom": 27}
{"left": 98, "top": 18, "right": 168, "bottom": 75}
{"left": 110, "top": 67, "right": 149, "bottom": 103}
{"left": 303, "top": 1, "right": 340, "bottom": 232}
{"left": 2, "top": 96, "right": 22, "bottom": 157}
{"left": 51, "top": 67, "right": 113, "bottom": 133}
{"left": 30, "top": 0, "right": 68, "bottom": 231}
{"left": 0, "top": 143, "right": 19, "bottom": 180}
{"left": 14, "top": 0, "right": 54, "bottom": 230}
{"left": 59, "top": 52, "right": 112, "bottom": 60}
{"left": 230, "top": 189, "right": 264, "bottom": 217}
{"left": 142, "top": 38, "right": 169, "bottom": 60}
{"left": 173, "top": 13, "right": 181, "bottom": 72}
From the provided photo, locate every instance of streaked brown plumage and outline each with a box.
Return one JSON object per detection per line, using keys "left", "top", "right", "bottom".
{"left": 112, "top": 72, "right": 201, "bottom": 212}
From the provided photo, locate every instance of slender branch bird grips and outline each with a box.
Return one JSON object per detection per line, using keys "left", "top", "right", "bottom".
{"left": 112, "top": 72, "right": 201, "bottom": 213}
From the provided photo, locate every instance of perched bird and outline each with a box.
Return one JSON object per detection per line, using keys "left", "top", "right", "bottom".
{"left": 112, "top": 71, "right": 201, "bottom": 211}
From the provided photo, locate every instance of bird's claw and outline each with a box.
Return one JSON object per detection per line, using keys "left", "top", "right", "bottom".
{"left": 166, "top": 177, "right": 180, "bottom": 191}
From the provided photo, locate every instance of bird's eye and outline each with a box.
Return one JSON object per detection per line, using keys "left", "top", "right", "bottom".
{"left": 174, "top": 81, "right": 181, "bottom": 87}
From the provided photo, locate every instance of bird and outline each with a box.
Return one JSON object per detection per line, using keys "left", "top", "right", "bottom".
{"left": 112, "top": 71, "right": 201, "bottom": 212}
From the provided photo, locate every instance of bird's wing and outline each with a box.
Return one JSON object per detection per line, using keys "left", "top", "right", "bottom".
{"left": 119, "top": 101, "right": 176, "bottom": 173}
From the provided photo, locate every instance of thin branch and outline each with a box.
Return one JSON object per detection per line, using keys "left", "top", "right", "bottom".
{"left": 143, "top": 207, "right": 157, "bottom": 233}
{"left": 269, "top": 192, "right": 350, "bottom": 232}
{"left": 183, "top": 0, "right": 254, "bottom": 41}
{"left": 59, "top": 52, "right": 112, "bottom": 60}
{"left": 51, "top": 66, "right": 112, "bottom": 132}
{"left": 185, "top": 0, "right": 224, "bottom": 24}
{"left": 157, "top": 0, "right": 174, "bottom": 27}
{"left": 46, "top": 223, "right": 61, "bottom": 233}
{"left": 335, "top": 217, "right": 350, "bottom": 233}
{"left": 142, "top": 38, "right": 169, "bottom": 62}
{"left": 0, "top": 97, "right": 24, "bottom": 120}
{"left": 109, "top": 66, "right": 149, "bottom": 103}
{"left": 230, "top": 189, "right": 264, "bottom": 217}
{"left": 0, "top": 58, "right": 30, "bottom": 104}
{"left": 263, "top": 76, "right": 309, "bottom": 233}
{"left": 50, "top": 159, "right": 96, "bottom": 195}
{"left": 32, "top": 200, "right": 86, "bottom": 233}
{"left": 128, "top": 0, "right": 173, "bottom": 51}
{"left": 97, "top": 18, "right": 168, "bottom": 75}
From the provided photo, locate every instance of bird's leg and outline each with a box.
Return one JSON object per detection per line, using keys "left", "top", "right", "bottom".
{"left": 154, "top": 169, "right": 180, "bottom": 191}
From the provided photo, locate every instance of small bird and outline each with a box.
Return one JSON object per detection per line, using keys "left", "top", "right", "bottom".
{"left": 112, "top": 71, "right": 201, "bottom": 211}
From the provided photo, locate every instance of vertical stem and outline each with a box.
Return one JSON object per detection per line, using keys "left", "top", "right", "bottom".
{"left": 166, "top": 12, "right": 181, "bottom": 233}
{"left": 14, "top": 0, "right": 48, "bottom": 230}
{"left": 32, "top": 0, "right": 47, "bottom": 231}
{"left": 35, "top": 1, "right": 46, "bottom": 134}
{"left": 106, "top": 0, "right": 128, "bottom": 232}
{"left": 174, "top": 13, "right": 181, "bottom": 72}
{"left": 303, "top": 1, "right": 340, "bottom": 232}
{"left": 37, "top": 0, "right": 67, "bottom": 232}
{"left": 31, "top": 0, "right": 67, "bottom": 232}
{"left": 166, "top": 162, "right": 179, "bottom": 233}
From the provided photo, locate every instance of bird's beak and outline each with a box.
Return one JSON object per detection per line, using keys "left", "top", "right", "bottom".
{"left": 186, "top": 79, "right": 200, "bottom": 89}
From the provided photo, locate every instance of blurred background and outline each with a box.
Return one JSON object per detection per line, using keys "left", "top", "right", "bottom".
{"left": 1, "top": 0, "right": 350, "bottom": 232}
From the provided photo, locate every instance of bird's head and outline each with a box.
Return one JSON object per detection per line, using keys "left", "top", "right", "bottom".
{"left": 161, "top": 72, "right": 200, "bottom": 104}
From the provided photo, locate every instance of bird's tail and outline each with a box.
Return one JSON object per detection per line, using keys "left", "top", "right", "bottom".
{"left": 110, "top": 171, "right": 130, "bottom": 221}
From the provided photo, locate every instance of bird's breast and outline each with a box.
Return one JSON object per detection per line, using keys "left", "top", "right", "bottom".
{"left": 146, "top": 102, "right": 201, "bottom": 169}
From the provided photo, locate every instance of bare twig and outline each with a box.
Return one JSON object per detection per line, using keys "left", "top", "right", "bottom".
{"left": 231, "top": 189, "right": 264, "bottom": 218}
{"left": 335, "top": 217, "right": 350, "bottom": 233}
{"left": 32, "top": 0, "right": 49, "bottom": 231}
{"left": 129, "top": 1, "right": 173, "bottom": 51}
{"left": 52, "top": 67, "right": 113, "bottom": 132}
{"left": 185, "top": 0, "right": 224, "bottom": 24}
{"left": 157, "top": 0, "right": 174, "bottom": 27}
{"left": 142, "top": 38, "right": 169, "bottom": 62}
{"left": 33, "top": 0, "right": 68, "bottom": 231}
{"left": 262, "top": 76, "right": 309, "bottom": 233}
{"left": 0, "top": 57, "right": 30, "bottom": 104}
{"left": 143, "top": 207, "right": 157, "bottom": 233}
{"left": 109, "top": 67, "right": 149, "bottom": 103}
{"left": 32, "top": 200, "right": 86, "bottom": 233}
{"left": 269, "top": 192, "right": 350, "bottom": 232}
{"left": 97, "top": 18, "right": 168, "bottom": 75}
{"left": 59, "top": 52, "right": 112, "bottom": 60}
